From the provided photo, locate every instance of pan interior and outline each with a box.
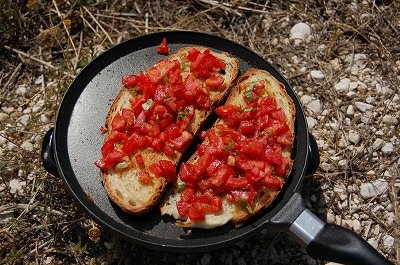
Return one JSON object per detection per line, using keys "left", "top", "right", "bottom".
{"left": 54, "top": 31, "right": 309, "bottom": 252}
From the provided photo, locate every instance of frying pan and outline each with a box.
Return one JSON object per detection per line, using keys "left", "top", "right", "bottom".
{"left": 41, "top": 31, "right": 391, "bottom": 265}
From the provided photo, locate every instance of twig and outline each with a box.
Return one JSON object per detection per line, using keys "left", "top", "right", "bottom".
{"left": 4, "top": 46, "right": 74, "bottom": 78}
{"left": 3, "top": 62, "right": 22, "bottom": 91}
{"left": 52, "top": 0, "right": 78, "bottom": 61}
{"left": 145, "top": 12, "right": 149, "bottom": 34}
{"left": 83, "top": 6, "right": 114, "bottom": 45}
{"left": 38, "top": 47, "right": 45, "bottom": 92}
{"left": 197, "top": 0, "right": 242, "bottom": 16}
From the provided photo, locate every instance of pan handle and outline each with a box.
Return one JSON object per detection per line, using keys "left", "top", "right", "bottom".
{"left": 289, "top": 208, "right": 392, "bottom": 265}
{"left": 41, "top": 127, "right": 59, "bottom": 177}
{"left": 305, "top": 133, "right": 319, "bottom": 176}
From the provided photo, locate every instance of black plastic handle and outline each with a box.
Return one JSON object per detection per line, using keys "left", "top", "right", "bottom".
{"left": 306, "top": 224, "right": 393, "bottom": 265}
{"left": 41, "top": 127, "right": 59, "bottom": 177}
{"left": 305, "top": 133, "right": 319, "bottom": 176}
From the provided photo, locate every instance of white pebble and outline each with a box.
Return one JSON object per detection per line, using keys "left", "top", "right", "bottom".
{"left": 9, "top": 179, "right": 22, "bottom": 194}
{"left": 289, "top": 22, "right": 311, "bottom": 41}
{"left": 352, "top": 219, "right": 362, "bottom": 234}
{"left": 35, "top": 75, "right": 43, "bottom": 85}
{"left": 360, "top": 179, "right": 389, "bottom": 199}
{"left": 306, "top": 117, "right": 318, "bottom": 129}
{"left": 17, "top": 114, "right": 30, "bottom": 126}
{"left": 334, "top": 78, "right": 351, "bottom": 93}
{"left": 7, "top": 142, "right": 17, "bottom": 151}
{"left": 354, "top": 101, "right": 374, "bottom": 112}
{"left": 346, "top": 105, "right": 355, "bottom": 116}
{"left": 382, "top": 115, "right": 398, "bottom": 125}
{"left": 300, "top": 95, "right": 313, "bottom": 105}
{"left": 0, "top": 112, "right": 8, "bottom": 122}
{"left": 372, "top": 138, "right": 385, "bottom": 150}
{"left": 381, "top": 143, "right": 394, "bottom": 154}
{"left": 367, "top": 238, "right": 378, "bottom": 249}
{"left": 2, "top": 107, "right": 14, "bottom": 114}
{"left": 310, "top": 70, "right": 325, "bottom": 82}
{"left": 20, "top": 141, "right": 34, "bottom": 152}
{"left": 338, "top": 159, "right": 347, "bottom": 167}
{"left": 382, "top": 235, "right": 395, "bottom": 255}
{"left": 346, "top": 91, "right": 358, "bottom": 99}
{"left": 348, "top": 130, "right": 360, "bottom": 144}
{"left": 365, "top": 96, "right": 374, "bottom": 104}
{"left": 16, "top": 85, "right": 27, "bottom": 95}
{"left": 40, "top": 114, "right": 49, "bottom": 123}
{"left": 307, "top": 99, "right": 322, "bottom": 114}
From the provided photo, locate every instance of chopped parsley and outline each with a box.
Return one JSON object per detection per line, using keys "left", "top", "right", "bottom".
{"left": 163, "top": 75, "right": 169, "bottom": 83}
{"left": 244, "top": 88, "right": 253, "bottom": 101}
{"left": 238, "top": 199, "right": 254, "bottom": 214}
{"left": 221, "top": 141, "right": 235, "bottom": 152}
{"left": 177, "top": 108, "right": 190, "bottom": 120}
{"left": 115, "top": 162, "right": 129, "bottom": 169}
{"left": 177, "top": 180, "right": 186, "bottom": 191}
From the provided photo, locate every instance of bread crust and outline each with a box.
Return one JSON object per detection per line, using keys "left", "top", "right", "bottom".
{"left": 100, "top": 47, "right": 239, "bottom": 215}
{"left": 160, "top": 68, "right": 296, "bottom": 228}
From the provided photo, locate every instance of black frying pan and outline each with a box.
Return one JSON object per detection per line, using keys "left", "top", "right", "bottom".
{"left": 41, "top": 31, "right": 391, "bottom": 265}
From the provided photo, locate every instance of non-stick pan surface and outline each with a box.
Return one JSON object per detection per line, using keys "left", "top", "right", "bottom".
{"left": 51, "top": 31, "right": 310, "bottom": 252}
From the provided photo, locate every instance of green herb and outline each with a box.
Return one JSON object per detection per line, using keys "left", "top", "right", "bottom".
{"left": 163, "top": 75, "right": 169, "bottom": 83}
{"left": 221, "top": 141, "right": 235, "bottom": 152}
{"left": 244, "top": 88, "right": 253, "bottom": 101}
{"left": 115, "top": 162, "right": 128, "bottom": 169}
{"left": 177, "top": 108, "right": 190, "bottom": 119}
{"left": 142, "top": 99, "right": 154, "bottom": 111}
{"left": 238, "top": 199, "right": 254, "bottom": 214}
{"left": 177, "top": 180, "right": 185, "bottom": 191}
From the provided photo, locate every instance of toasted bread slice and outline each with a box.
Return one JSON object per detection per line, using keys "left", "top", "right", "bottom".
{"left": 100, "top": 47, "right": 239, "bottom": 215}
{"left": 160, "top": 68, "right": 295, "bottom": 227}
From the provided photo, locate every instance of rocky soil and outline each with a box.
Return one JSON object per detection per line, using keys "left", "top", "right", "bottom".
{"left": 0, "top": 1, "right": 398, "bottom": 264}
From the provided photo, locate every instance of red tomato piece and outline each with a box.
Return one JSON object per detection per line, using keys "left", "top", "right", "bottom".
{"left": 163, "top": 142, "right": 175, "bottom": 156}
{"left": 122, "top": 108, "right": 135, "bottom": 129}
{"left": 239, "top": 120, "right": 256, "bottom": 136}
{"left": 101, "top": 139, "right": 115, "bottom": 157}
{"left": 275, "top": 157, "right": 290, "bottom": 177}
{"left": 186, "top": 48, "right": 200, "bottom": 62}
{"left": 103, "top": 149, "right": 125, "bottom": 165}
{"left": 224, "top": 176, "right": 249, "bottom": 189}
{"left": 168, "top": 67, "right": 182, "bottom": 85}
{"left": 264, "top": 148, "right": 283, "bottom": 167}
{"left": 111, "top": 114, "right": 126, "bottom": 132}
{"left": 189, "top": 203, "right": 206, "bottom": 220}
{"left": 230, "top": 189, "right": 258, "bottom": 205}
{"left": 264, "top": 175, "right": 282, "bottom": 189}
{"left": 276, "top": 130, "right": 292, "bottom": 146}
{"left": 137, "top": 171, "right": 152, "bottom": 185}
{"left": 209, "top": 163, "right": 235, "bottom": 187}
{"left": 156, "top": 38, "right": 169, "bottom": 55}
{"left": 146, "top": 59, "right": 180, "bottom": 85}
{"left": 176, "top": 201, "right": 191, "bottom": 217}
{"left": 135, "top": 153, "right": 145, "bottom": 169}
{"left": 193, "top": 154, "right": 213, "bottom": 176}
{"left": 129, "top": 97, "right": 146, "bottom": 117}
{"left": 165, "top": 124, "right": 182, "bottom": 140}
{"left": 169, "top": 131, "right": 192, "bottom": 152}
{"left": 184, "top": 74, "right": 203, "bottom": 103}
{"left": 122, "top": 74, "right": 140, "bottom": 87}
{"left": 271, "top": 109, "right": 287, "bottom": 123}
{"left": 159, "top": 160, "right": 177, "bottom": 181}
{"left": 205, "top": 75, "right": 224, "bottom": 89}
{"left": 94, "top": 159, "right": 112, "bottom": 170}
{"left": 108, "top": 131, "right": 128, "bottom": 143}
{"left": 215, "top": 105, "right": 240, "bottom": 118}
{"left": 237, "top": 141, "right": 264, "bottom": 158}
{"left": 100, "top": 126, "right": 107, "bottom": 134}
{"left": 149, "top": 162, "right": 163, "bottom": 176}
{"left": 151, "top": 137, "right": 164, "bottom": 151}
{"left": 121, "top": 135, "right": 139, "bottom": 155}
{"left": 179, "top": 163, "right": 199, "bottom": 183}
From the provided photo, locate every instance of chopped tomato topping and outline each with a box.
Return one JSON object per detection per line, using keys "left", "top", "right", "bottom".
{"left": 205, "top": 75, "right": 224, "bottom": 89}
{"left": 156, "top": 38, "right": 169, "bottom": 55}
{"left": 122, "top": 74, "right": 140, "bottom": 87}
{"left": 138, "top": 171, "right": 152, "bottom": 185}
{"left": 135, "top": 153, "right": 145, "bottom": 169}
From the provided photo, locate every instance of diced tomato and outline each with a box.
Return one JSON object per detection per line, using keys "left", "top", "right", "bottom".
{"left": 165, "top": 124, "right": 182, "bottom": 140}
{"left": 101, "top": 139, "right": 115, "bottom": 157}
{"left": 137, "top": 171, "right": 152, "bottom": 185}
{"left": 181, "top": 186, "right": 195, "bottom": 202}
{"left": 103, "top": 149, "right": 125, "bottom": 165}
{"left": 258, "top": 97, "right": 277, "bottom": 115}
{"left": 94, "top": 159, "right": 112, "bottom": 170}
{"left": 122, "top": 108, "right": 135, "bottom": 129}
{"left": 111, "top": 114, "right": 126, "bottom": 132}
{"left": 176, "top": 201, "right": 191, "bottom": 217}
{"left": 159, "top": 160, "right": 177, "bottom": 181}
{"left": 184, "top": 74, "right": 203, "bottom": 103}
{"left": 193, "top": 154, "right": 213, "bottom": 176}
{"left": 230, "top": 189, "right": 258, "bottom": 205}
{"left": 205, "top": 75, "right": 224, "bottom": 89}
{"left": 186, "top": 48, "right": 200, "bottom": 61}
{"left": 146, "top": 59, "right": 180, "bottom": 85}
{"left": 163, "top": 142, "right": 175, "bottom": 156}
{"left": 129, "top": 97, "right": 146, "bottom": 117}
{"left": 264, "top": 148, "right": 282, "bottom": 167}
{"left": 108, "top": 131, "right": 128, "bottom": 143}
{"left": 100, "top": 126, "right": 107, "bottom": 134}
{"left": 149, "top": 162, "right": 163, "bottom": 176}
{"left": 121, "top": 135, "right": 139, "bottom": 155}
{"left": 236, "top": 159, "right": 265, "bottom": 172}
{"left": 237, "top": 141, "right": 264, "bottom": 158}
{"left": 156, "top": 38, "right": 169, "bottom": 55}
{"left": 195, "top": 92, "right": 211, "bottom": 110}
{"left": 276, "top": 130, "right": 292, "bottom": 146}
{"left": 151, "top": 137, "right": 164, "bottom": 151}
{"left": 239, "top": 120, "right": 256, "bottom": 136}
{"left": 275, "top": 157, "right": 290, "bottom": 177}
{"left": 215, "top": 105, "right": 240, "bottom": 118}
{"left": 188, "top": 203, "right": 206, "bottom": 220}
{"left": 253, "top": 81, "right": 265, "bottom": 97}
{"left": 209, "top": 163, "right": 235, "bottom": 187}
{"left": 194, "top": 194, "right": 212, "bottom": 203}
{"left": 224, "top": 176, "right": 249, "bottom": 189}
{"left": 135, "top": 153, "right": 145, "bottom": 169}
{"left": 179, "top": 163, "right": 199, "bottom": 183}
{"left": 169, "top": 131, "right": 192, "bottom": 152}
{"left": 264, "top": 175, "right": 282, "bottom": 189}
{"left": 122, "top": 74, "right": 140, "bottom": 87}
{"left": 168, "top": 67, "right": 182, "bottom": 85}
{"left": 271, "top": 109, "right": 287, "bottom": 123}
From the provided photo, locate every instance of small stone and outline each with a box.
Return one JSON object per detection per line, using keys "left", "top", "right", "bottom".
{"left": 346, "top": 105, "right": 355, "bottom": 116}
{"left": 346, "top": 91, "right": 358, "bottom": 100}
{"left": 352, "top": 219, "right": 362, "bottom": 234}
{"left": 289, "top": 22, "right": 311, "bottom": 41}
{"left": 7, "top": 142, "right": 17, "bottom": 151}
{"left": 327, "top": 213, "right": 335, "bottom": 223}
{"left": 307, "top": 99, "right": 322, "bottom": 114}
{"left": 334, "top": 78, "right": 351, "bottom": 93}
{"left": 382, "top": 115, "right": 398, "bottom": 125}
{"left": 2, "top": 107, "right": 14, "bottom": 114}
{"left": 0, "top": 113, "right": 8, "bottom": 122}
{"left": 367, "top": 238, "right": 378, "bottom": 249}
{"left": 200, "top": 253, "right": 211, "bottom": 265}
{"left": 354, "top": 102, "right": 374, "bottom": 112}
{"left": 300, "top": 95, "right": 313, "bottom": 105}
{"left": 360, "top": 179, "right": 389, "bottom": 199}
{"left": 382, "top": 235, "right": 394, "bottom": 255}
{"left": 17, "top": 114, "right": 30, "bottom": 126}
{"left": 306, "top": 117, "right": 318, "bottom": 129}
{"left": 310, "top": 70, "right": 325, "bottom": 82}
{"left": 40, "top": 114, "right": 49, "bottom": 123}
{"left": 9, "top": 179, "right": 22, "bottom": 194}
{"left": 338, "top": 159, "right": 347, "bottom": 167}
{"left": 348, "top": 130, "right": 360, "bottom": 144}
{"left": 20, "top": 141, "right": 34, "bottom": 151}
{"left": 381, "top": 143, "right": 393, "bottom": 154}
{"left": 372, "top": 139, "right": 385, "bottom": 150}
{"left": 16, "top": 85, "right": 27, "bottom": 95}
{"left": 320, "top": 162, "right": 331, "bottom": 171}
{"left": 35, "top": 75, "right": 43, "bottom": 85}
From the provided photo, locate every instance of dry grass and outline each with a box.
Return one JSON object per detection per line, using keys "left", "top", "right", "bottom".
{"left": 0, "top": 0, "right": 399, "bottom": 264}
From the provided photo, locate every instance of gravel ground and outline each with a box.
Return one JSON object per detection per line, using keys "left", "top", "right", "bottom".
{"left": 0, "top": 1, "right": 399, "bottom": 264}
